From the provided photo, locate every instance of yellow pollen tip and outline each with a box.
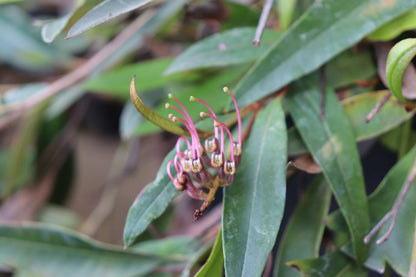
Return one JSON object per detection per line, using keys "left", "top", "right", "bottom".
{"left": 168, "top": 93, "right": 173, "bottom": 99}
{"left": 189, "top": 96, "right": 195, "bottom": 101}
{"left": 165, "top": 103, "right": 170, "bottom": 109}
{"left": 200, "top": 112, "right": 205, "bottom": 117}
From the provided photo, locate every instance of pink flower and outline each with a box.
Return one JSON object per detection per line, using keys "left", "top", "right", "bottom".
{"left": 166, "top": 87, "right": 242, "bottom": 219}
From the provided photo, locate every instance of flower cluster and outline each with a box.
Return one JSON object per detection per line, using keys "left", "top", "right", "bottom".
{"left": 166, "top": 87, "right": 242, "bottom": 220}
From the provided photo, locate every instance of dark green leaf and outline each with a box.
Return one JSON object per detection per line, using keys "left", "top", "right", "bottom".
{"left": 195, "top": 230, "right": 223, "bottom": 277}
{"left": 233, "top": 0, "right": 416, "bottom": 107}
{"left": 288, "top": 90, "right": 414, "bottom": 155}
{"left": 123, "top": 149, "right": 180, "bottom": 247}
{"left": 363, "top": 145, "right": 416, "bottom": 275}
{"left": 326, "top": 50, "right": 376, "bottom": 89}
{"left": 165, "top": 28, "right": 281, "bottom": 74}
{"left": 287, "top": 251, "right": 354, "bottom": 277}
{"left": 0, "top": 223, "right": 164, "bottom": 277}
{"left": 343, "top": 90, "right": 414, "bottom": 141}
{"left": 223, "top": 97, "right": 287, "bottom": 277}
{"left": 67, "top": 0, "right": 156, "bottom": 38}
{"left": 132, "top": 236, "right": 197, "bottom": 260}
{"left": 285, "top": 73, "right": 370, "bottom": 263}
{"left": 130, "top": 76, "right": 188, "bottom": 136}
{"left": 274, "top": 176, "right": 331, "bottom": 277}
{"left": 386, "top": 38, "right": 416, "bottom": 101}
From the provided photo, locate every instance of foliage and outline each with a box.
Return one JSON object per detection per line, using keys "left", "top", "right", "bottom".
{"left": 1, "top": 0, "right": 416, "bottom": 276}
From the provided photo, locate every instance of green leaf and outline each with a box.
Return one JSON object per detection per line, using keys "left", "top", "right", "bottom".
{"left": 0, "top": 0, "right": 22, "bottom": 3}
{"left": 223, "top": 97, "right": 287, "bottom": 277}
{"left": 123, "top": 149, "right": 180, "bottom": 247}
{"left": 0, "top": 223, "right": 164, "bottom": 277}
{"left": 67, "top": 0, "right": 156, "bottom": 38}
{"left": 288, "top": 90, "right": 414, "bottom": 156}
{"left": 326, "top": 50, "right": 376, "bottom": 89}
{"left": 165, "top": 28, "right": 282, "bottom": 74}
{"left": 285, "top": 73, "right": 370, "bottom": 263}
{"left": 278, "top": 0, "right": 296, "bottom": 31}
{"left": 137, "top": 67, "right": 246, "bottom": 135}
{"left": 287, "top": 251, "right": 354, "bottom": 277}
{"left": 361, "top": 145, "right": 416, "bottom": 275}
{"left": 342, "top": 90, "right": 414, "bottom": 141}
{"left": 41, "top": 13, "right": 73, "bottom": 43}
{"left": 368, "top": 8, "right": 416, "bottom": 41}
{"left": 0, "top": 7, "right": 68, "bottom": 70}
{"left": 132, "top": 236, "right": 197, "bottom": 260}
{"left": 274, "top": 176, "right": 331, "bottom": 277}
{"left": 233, "top": 0, "right": 416, "bottom": 107}
{"left": 130, "top": 76, "right": 188, "bottom": 136}
{"left": 386, "top": 38, "right": 416, "bottom": 101}
{"left": 84, "top": 58, "right": 199, "bottom": 100}
{"left": 119, "top": 101, "right": 144, "bottom": 140}
{"left": 195, "top": 230, "right": 223, "bottom": 277}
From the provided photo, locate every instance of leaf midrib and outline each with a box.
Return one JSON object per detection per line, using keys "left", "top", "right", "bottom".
{"left": 241, "top": 103, "right": 276, "bottom": 276}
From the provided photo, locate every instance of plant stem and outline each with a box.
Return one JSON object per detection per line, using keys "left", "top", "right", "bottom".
{"left": 253, "top": 0, "right": 273, "bottom": 46}
{"left": 365, "top": 92, "right": 391, "bottom": 123}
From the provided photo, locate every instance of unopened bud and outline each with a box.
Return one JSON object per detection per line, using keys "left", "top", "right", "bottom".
{"left": 191, "top": 158, "right": 203, "bottom": 173}
{"left": 233, "top": 141, "right": 242, "bottom": 156}
{"left": 182, "top": 158, "right": 192, "bottom": 172}
{"left": 224, "top": 160, "right": 236, "bottom": 175}
{"left": 205, "top": 138, "right": 218, "bottom": 153}
{"left": 211, "top": 153, "right": 224, "bottom": 168}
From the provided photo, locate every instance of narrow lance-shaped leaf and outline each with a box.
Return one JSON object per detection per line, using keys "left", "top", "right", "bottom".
{"left": 67, "top": 0, "right": 156, "bottom": 38}
{"left": 285, "top": 73, "right": 370, "bottom": 263}
{"left": 233, "top": 0, "right": 416, "bottom": 107}
{"left": 0, "top": 223, "right": 164, "bottom": 277}
{"left": 288, "top": 91, "right": 414, "bottom": 156}
{"left": 165, "top": 28, "right": 281, "bottom": 74}
{"left": 274, "top": 176, "right": 331, "bottom": 277}
{"left": 223, "top": 97, "right": 287, "bottom": 277}
{"left": 130, "top": 76, "right": 188, "bottom": 137}
{"left": 123, "top": 149, "right": 180, "bottom": 247}
{"left": 195, "top": 229, "right": 224, "bottom": 277}
{"left": 358, "top": 145, "right": 416, "bottom": 275}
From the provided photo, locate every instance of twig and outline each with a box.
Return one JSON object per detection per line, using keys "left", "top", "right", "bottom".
{"left": 319, "top": 65, "right": 326, "bottom": 119}
{"left": 253, "top": 0, "right": 273, "bottom": 46}
{"left": 365, "top": 92, "right": 392, "bottom": 123}
{"left": 364, "top": 154, "right": 416, "bottom": 245}
{"left": 0, "top": 10, "right": 155, "bottom": 130}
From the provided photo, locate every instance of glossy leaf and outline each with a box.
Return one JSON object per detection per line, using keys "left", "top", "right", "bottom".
{"left": 274, "top": 176, "right": 331, "bottom": 277}
{"left": 386, "top": 38, "right": 416, "bottom": 101}
{"left": 342, "top": 90, "right": 414, "bottom": 141}
{"left": 165, "top": 28, "right": 281, "bottom": 74}
{"left": 368, "top": 8, "right": 416, "bottom": 41}
{"left": 223, "top": 97, "right": 287, "bottom": 277}
{"left": 67, "top": 0, "right": 155, "bottom": 38}
{"left": 0, "top": 223, "right": 164, "bottom": 277}
{"left": 362, "top": 145, "right": 416, "bottom": 275}
{"left": 285, "top": 74, "right": 370, "bottom": 263}
{"left": 41, "top": 0, "right": 102, "bottom": 42}
{"left": 124, "top": 149, "right": 180, "bottom": 247}
{"left": 287, "top": 90, "right": 413, "bottom": 155}
{"left": 233, "top": 0, "right": 416, "bottom": 107}
{"left": 287, "top": 251, "right": 354, "bottom": 277}
{"left": 130, "top": 76, "right": 188, "bottom": 137}
{"left": 195, "top": 230, "right": 223, "bottom": 277}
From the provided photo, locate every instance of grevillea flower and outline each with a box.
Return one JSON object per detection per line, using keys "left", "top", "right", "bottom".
{"left": 166, "top": 87, "right": 242, "bottom": 220}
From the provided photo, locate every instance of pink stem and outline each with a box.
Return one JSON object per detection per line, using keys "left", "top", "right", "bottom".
{"left": 224, "top": 87, "right": 242, "bottom": 145}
